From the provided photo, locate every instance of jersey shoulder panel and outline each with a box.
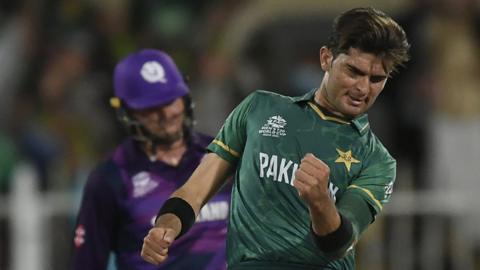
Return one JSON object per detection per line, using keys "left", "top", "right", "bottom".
{"left": 346, "top": 131, "right": 396, "bottom": 215}
{"left": 365, "top": 131, "right": 396, "bottom": 167}
{"left": 253, "top": 89, "right": 298, "bottom": 104}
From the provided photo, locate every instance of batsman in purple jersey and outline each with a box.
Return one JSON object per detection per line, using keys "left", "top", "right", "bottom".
{"left": 73, "top": 49, "right": 230, "bottom": 270}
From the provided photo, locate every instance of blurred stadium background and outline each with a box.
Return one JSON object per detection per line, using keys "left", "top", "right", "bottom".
{"left": 1, "top": 0, "right": 480, "bottom": 269}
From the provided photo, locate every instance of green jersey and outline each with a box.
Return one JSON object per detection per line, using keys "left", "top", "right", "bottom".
{"left": 207, "top": 89, "right": 396, "bottom": 270}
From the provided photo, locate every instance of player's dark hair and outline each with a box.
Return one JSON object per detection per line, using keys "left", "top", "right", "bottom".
{"left": 327, "top": 7, "right": 410, "bottom": 74}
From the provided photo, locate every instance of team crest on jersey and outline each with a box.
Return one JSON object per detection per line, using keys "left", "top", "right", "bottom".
{"left": 132, "top": 172, "right": 158, "bottom": 198}
{"left": 140, "top": 61, "right": 167, "bottom": 83}
{"left": 335, "top": 148, "right": 360, "bottom": 172}
{"left": 259, "top": 115, "right": 287, "bottom": 137}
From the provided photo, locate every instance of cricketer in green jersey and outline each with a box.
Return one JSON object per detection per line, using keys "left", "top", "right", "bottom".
{"left": 142, "top": 7, "right": 410, "bottom": 270}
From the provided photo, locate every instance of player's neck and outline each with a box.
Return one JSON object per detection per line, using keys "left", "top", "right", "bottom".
{"left": 314, "top": 87, "right": 352, "bottom": 121}
{"left": 145, "top": 139, "right": 187, "bottom": 166}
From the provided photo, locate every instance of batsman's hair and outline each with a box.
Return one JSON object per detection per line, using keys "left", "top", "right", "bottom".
{"left": 327, "top": 7, "right": 410, "bottom": 74}
{"left": 110, "top": 95, "right": 195, "bottom": 147}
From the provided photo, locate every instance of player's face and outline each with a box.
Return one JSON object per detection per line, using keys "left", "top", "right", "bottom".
{"left": 132, "top": 97, "right": 186, "bottom": 144}
{"left": 317, "top": 47, "right": 388, "bottom": 118}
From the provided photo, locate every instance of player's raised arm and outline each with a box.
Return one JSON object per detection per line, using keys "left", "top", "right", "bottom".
{"left": 141, "top": 152, "right": 233, "bottom": 265}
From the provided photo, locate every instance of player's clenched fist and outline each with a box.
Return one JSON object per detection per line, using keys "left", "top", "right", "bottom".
{"left": 141, "top": 227, "right": 176, "bottom": 265}
{"left": 293, "top": 153, "right": 331, "bottom": 204}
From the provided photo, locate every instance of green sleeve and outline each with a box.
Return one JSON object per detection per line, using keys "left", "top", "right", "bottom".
{"left": 336, "top": 192, "right": 374, "bottom": 241}
{"left": 347, "top": 152, "right": 396, "bottom": 217}
{"left": 313, "top": 192, "right": 372, "bottom": 260}
{"left": 336, "top": 143, "right": 396, "bottom": 250}
{"left": 207, "top": 92, "right": 257, "bottom": 165}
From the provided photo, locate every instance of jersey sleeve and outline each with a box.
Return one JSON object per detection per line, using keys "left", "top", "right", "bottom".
{"left": 207, "top": 92, "right": 258, "bottom": 164}
{"left": 336, "top": 143, "right": 396, "bottom": 239}
{"left": 72, "top": 160, "right": 121, "bottom": 270}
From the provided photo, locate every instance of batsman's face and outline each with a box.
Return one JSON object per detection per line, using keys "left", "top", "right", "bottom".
{"left": 317, "top": 47, "right": 388, "bottom": 119}
{"left": 132, "top": 97, "right": 186, "bottom": 143}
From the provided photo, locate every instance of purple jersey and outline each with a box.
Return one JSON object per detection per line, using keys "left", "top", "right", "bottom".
{"left": 73, "top": 132, "right": 230, "bottom": 270}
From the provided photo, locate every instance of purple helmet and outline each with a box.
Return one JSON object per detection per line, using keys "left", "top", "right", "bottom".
{"left": 113, "top": 49, "right": 189, "bottom": 109}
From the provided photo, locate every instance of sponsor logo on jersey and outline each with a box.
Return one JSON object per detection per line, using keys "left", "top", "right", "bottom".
{"left": 384, "top": 181, "right": 394, "bottom": 200}
{"left": 140, "top": 61, "right": 167, "bottom": 83}
{"left": 259, "top": 152, "right": 339, "bottom": 201}
{"left": 74, "top": 225, "right": 85, "bottom": 248}
{"left": 132, "top": 172, "right": 158, "bottom": 198}
{"left": 259, "top": 115, "right": 287, "bottom": 137}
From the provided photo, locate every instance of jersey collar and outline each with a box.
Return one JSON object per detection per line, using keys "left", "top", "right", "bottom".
{"left": 293, "top": 88, "right": 371, "bottom": 135}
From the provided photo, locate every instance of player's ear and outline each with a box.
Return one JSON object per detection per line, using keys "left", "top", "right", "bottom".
{"left": 320, "top": 46, "right": 333, "bottom": 71}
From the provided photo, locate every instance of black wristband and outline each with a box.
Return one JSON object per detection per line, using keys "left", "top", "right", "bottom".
{"left": 155, "top": 197, "right": 196, "bottom": 239}
{"left": 311, "top": 213, "right": 354, "bottom": 253}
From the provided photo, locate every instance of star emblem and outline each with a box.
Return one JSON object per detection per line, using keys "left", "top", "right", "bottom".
{"left": 335, "top": 148, "right": 360, "bottom": 172}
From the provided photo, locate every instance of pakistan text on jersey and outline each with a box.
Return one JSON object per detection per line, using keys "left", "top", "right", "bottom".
{"left": 259, "top": 152, "right": 339, "bottom": 201}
